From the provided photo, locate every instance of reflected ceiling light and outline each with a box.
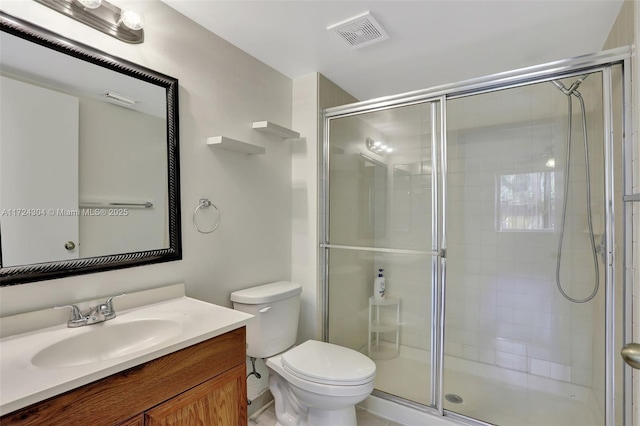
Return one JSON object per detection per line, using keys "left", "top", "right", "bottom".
{"left": 541, "top": 146, "right": 555, "bottom": 168}
{"left": 102, "top": 91, "right": 139, "bottom": 107}
{"left": 75, "top": 0, "right": 101, "bottom": 9}
{"left": 34, "top": 0, "right": 144, "bottom": 44}
{"left": 366, "top": 137, "right": 393, "bottom": 156}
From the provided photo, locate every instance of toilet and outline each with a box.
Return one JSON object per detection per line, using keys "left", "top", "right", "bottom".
{"left": 231, "top": 281, "right": 376, "bottom": 426}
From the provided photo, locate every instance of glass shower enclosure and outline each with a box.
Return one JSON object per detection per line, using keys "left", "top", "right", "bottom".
{"left": 321, "top": 48, "right": 631, "bottom": 426}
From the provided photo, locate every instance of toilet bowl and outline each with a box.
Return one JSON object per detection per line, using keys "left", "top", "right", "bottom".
{"left": 230, "top": 282, "right": 376, "bottom": 426}
{"left": 267, "top": 340, "right": 375, "bottom": 426}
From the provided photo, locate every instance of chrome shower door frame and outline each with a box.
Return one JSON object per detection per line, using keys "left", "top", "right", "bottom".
{"left": 321, "top": 46, "right": 632, "bottom": 426}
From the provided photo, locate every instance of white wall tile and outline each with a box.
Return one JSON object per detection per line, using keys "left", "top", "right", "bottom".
{"left": 462, "top": 345, "right": 479, "bottom": 361}
{"left": 478, "top": 348, "right": 496, "bottom": 365}
{"left": 530, "top": 358, "right": 551, "bottom": 377}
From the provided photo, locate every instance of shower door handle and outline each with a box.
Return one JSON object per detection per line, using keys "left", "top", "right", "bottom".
{"left": 621, "top": 343, "right": 640, "bottom": 369}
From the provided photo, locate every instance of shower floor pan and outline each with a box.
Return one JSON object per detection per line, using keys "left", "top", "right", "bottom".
{"left": 371, "top": 346, "right": 603, "bottom": 426}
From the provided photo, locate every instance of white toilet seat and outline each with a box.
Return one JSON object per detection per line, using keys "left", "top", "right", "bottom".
{"left": 280, "top": 340, "right": 376, "bottom": 386}
{"left": 266, "top": 353, "right": 375, "bottom": 399}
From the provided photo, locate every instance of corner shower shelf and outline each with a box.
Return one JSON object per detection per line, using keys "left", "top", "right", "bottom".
{"left": 252, "top": 121, "right": 300, "bottom": 139}
{"left": 368, "top": 296, "right": 400, "bottom": 360}
{"left": 206, "top": 136, "right": 265, "bottom": 155}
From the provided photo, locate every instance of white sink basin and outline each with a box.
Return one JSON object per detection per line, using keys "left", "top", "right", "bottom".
{"left": 31, "top": 319, "right": 182, "bottom": 368}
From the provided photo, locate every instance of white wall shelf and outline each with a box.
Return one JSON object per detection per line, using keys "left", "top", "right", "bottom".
{"left": 206, "top": 136, "right": 265, "bottom": 155}
{"left": 252, "top": 121, "right": 300, "bottom": 139}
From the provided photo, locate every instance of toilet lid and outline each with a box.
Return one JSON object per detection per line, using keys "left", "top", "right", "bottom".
{"left": 281, "top": 340, "right": 376, "bottom": 386}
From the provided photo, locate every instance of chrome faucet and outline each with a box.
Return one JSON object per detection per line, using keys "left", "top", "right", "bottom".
{"left": 55, "top": 294, "right": 126, "bottom": 328}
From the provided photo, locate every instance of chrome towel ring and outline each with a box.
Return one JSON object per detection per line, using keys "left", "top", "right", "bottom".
{"left": 193, "top": 198, "right": 221, "bottom": 234}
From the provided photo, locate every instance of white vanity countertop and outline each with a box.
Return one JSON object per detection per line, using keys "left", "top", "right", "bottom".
{"left": 0, "top": 294, "right": 253, "bottom": 416}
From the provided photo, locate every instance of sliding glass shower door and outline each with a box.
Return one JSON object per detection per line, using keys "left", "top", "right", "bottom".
{"left": 323, "top": 52, "right": 628, "bottom": 426}
{"left": 443, "top": 73, "right": 613, "bottom": 426}
{"left": 325, "top": 100, "right": 441, "bottom": 408}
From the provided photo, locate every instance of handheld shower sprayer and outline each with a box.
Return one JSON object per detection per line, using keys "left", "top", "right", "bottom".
{"left": 551, "top": 73, "right": 600, "bottom": 304}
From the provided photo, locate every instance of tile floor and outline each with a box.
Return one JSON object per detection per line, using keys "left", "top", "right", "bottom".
{"left": 249, "top": 403, "right": 404, "bottom": 426}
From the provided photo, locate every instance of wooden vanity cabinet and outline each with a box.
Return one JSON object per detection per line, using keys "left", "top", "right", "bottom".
{"left": 143, "top": 364, "right": 245, "bottom": 425}
{"left": 1, "top": 327, "right": 247, "bottom": 426}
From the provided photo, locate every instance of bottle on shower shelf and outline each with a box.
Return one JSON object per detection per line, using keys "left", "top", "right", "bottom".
{"left": 374, "top": 269, "right": 386, "bottom": 300}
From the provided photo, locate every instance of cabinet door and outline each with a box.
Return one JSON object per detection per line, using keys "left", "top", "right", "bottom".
{"left": 145, "top": 364, "right": 246, "bottom": 426}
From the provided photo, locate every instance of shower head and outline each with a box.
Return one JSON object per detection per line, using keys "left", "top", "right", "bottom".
{"left": 551, "top": 74, "right": 589, "bottom": 96}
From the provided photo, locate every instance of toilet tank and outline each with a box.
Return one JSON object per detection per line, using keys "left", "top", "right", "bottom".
{"left": 230, "top": 281, "right": 302, "bottom": 359}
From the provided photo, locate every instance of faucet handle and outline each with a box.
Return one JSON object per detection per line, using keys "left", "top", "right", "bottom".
{"left": 54, "top": 304, "right": 86, "bottom": 326}
{"left": 101, "top": 293, "right": 126, "bottom": 319}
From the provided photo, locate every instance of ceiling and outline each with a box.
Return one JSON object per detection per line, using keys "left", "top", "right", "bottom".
{"left": 162, "top": 1, "right": 623, "bottom": 102}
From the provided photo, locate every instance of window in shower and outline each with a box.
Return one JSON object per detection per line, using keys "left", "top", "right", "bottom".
{"left": 497, "top": 171, "right": 555, "bottom": 231}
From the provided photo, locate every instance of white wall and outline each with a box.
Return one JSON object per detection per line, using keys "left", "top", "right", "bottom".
{"left": 291, "top": 73, "right": 321, "bottom": 343}
{"left": 0, "top": 0, "right": 293, "bottom": 316}
{"left": 291, "top": 73, "right": 357, "bottom": 343}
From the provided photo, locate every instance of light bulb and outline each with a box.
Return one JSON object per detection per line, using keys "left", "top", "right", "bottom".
{"left": 545, "top": 157, "right": 556, "bottom": 168}
{"left": 373, "top": 141, "right": 382, "bottom": 147}
{"left": 119, "top": 9, "right": 144, "bottom": 31}
{"left": 386, "top": 147, "right": 393, "bottom": 153}
{"left": 76, "top": 0, "right": 102, "bottom": 9}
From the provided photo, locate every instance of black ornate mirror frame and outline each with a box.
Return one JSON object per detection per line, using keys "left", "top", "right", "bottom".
{"left": 0, "top": 12, "right": 182, "bottom": 285}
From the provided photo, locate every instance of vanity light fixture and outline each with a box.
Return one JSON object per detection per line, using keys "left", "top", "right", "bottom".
{"left": 119, "top": 8, "right": 144, "bottom": 31}
{"left": 366, "top": 137, "right": 393, "bottom": 156}
{"left": 33, "top": 0, "right": 144, "bottom": 44}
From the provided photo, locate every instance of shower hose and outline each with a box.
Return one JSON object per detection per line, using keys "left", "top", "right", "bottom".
{"left": 554, "top": 78, "right": 600, "bottom": 303}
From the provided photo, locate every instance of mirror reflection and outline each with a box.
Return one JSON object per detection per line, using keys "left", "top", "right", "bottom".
{"left": 0, "top": 14, "right": 180, "bottom": 284}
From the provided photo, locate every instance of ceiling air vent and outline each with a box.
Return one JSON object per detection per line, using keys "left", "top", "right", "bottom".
{"left": 327, "top": 11, "right": 389, "bottom": 49}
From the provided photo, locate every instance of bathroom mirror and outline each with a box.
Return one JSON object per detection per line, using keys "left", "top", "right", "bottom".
{"left": 359, "top": 154, "right": 387, "bottom": 239}
{"left": 0, "top": 13, "right": 181, "bottom": 285}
